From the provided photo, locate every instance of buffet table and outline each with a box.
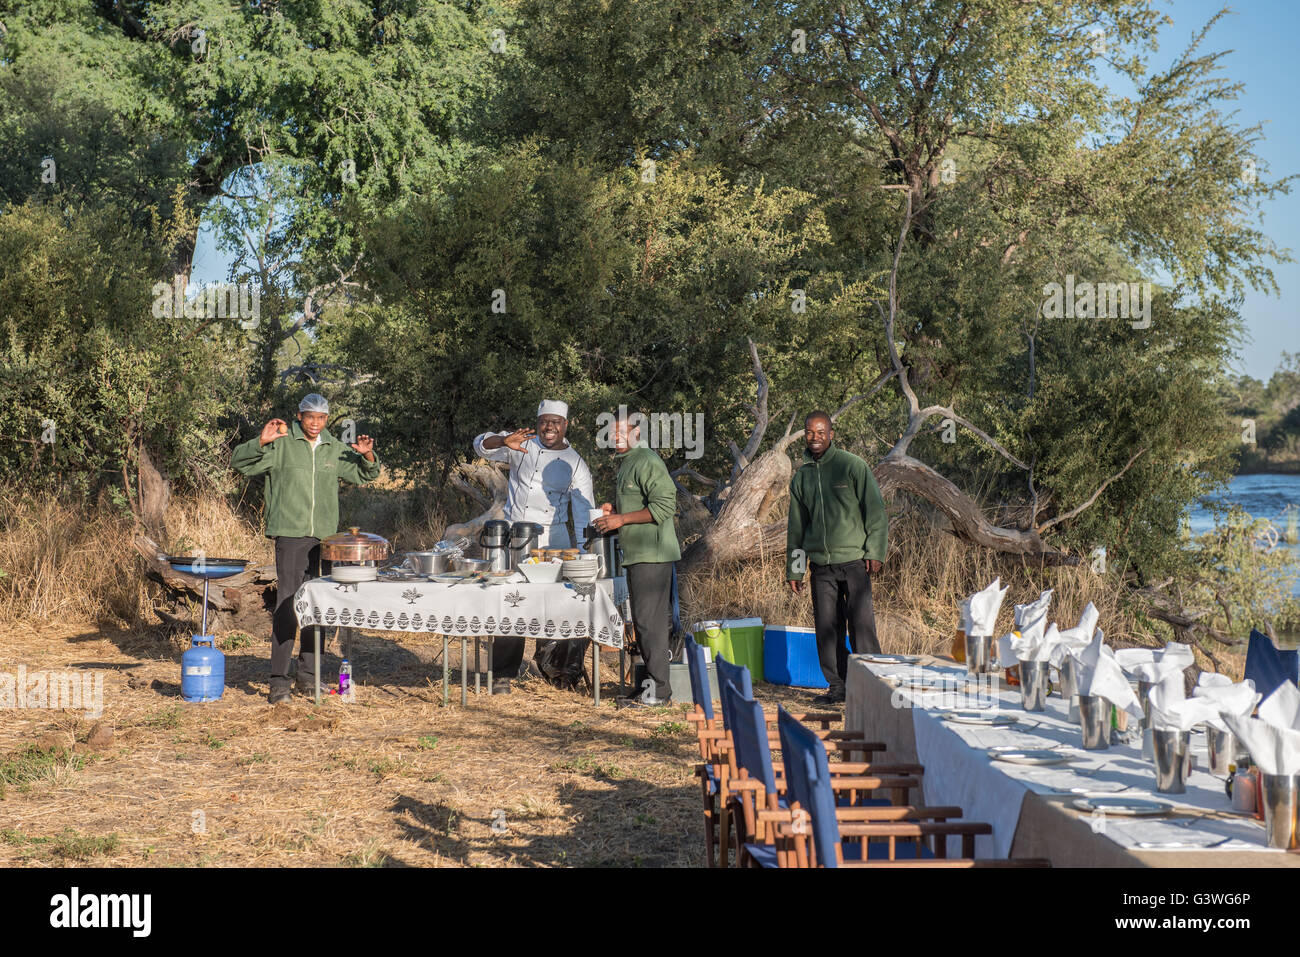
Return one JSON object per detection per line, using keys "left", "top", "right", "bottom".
{"left": 845, "top": 654, "right": 1300, "bottom": 867}
{"left": 294, "top": 574, "right": 628, "bottom": 706}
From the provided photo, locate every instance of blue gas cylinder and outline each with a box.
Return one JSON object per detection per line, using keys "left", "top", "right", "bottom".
{"left": 181, "top": 636, "right": 225, "bottom": 701}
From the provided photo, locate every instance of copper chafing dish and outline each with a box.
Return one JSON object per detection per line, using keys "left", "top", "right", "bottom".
{"left": 320, "top": 526, "right": 390, "bottom": 563}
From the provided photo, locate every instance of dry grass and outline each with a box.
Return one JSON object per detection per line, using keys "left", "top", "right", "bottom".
{"left": 0, "top": 620, "right": 846, "bottom": 867}
{"left": 0, "top": 479, "right": 447, "bottom": 628}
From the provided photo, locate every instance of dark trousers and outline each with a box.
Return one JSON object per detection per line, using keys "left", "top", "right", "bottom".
{"left": 811, "top": 560, "right": 880, "bottom": 694}
{"left": 491, "top": 636, "right": 526, "bottom": 677}
{"left": 272, "top": 536, "right": 322, "bottom": 679}
{"left": 491, "top": 636, "right": 593, "bottom": 683}
{"left": 627, "top": 561, "right": 674, "bottom": 700}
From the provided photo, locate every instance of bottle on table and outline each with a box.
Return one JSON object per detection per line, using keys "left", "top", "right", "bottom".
{"left": 1230, "top": 763, "right": 1257, "bottom": 814}
{"left": 951, "top": 625, "right": 967, "bottom": 664}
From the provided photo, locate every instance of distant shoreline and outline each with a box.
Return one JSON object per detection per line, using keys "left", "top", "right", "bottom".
{"left": 1236, "top": 462, "right": 1300, "bottom": 476}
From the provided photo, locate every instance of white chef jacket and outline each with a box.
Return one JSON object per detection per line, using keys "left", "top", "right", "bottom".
{"left": 473, "top": 432, "right": 596, "bottom": 548}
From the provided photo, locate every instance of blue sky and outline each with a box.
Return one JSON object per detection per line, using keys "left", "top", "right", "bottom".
{"left": 1138, "top": 0, "right": 1297, "bottom": 381}
{"left": 191, "top": 1, "right": 1295, "bottom": 382}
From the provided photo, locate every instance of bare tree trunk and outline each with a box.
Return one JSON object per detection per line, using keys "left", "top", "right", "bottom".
{"left": 680, "top": 448, "right": 793, "bottom": 571}
{"left": 138, "top": 445, "right": 171, "bottom": 540}
{"left": 442, "top": 461, "right": 510, "bottom": 545}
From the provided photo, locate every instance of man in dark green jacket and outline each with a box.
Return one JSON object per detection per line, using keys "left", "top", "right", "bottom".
{"left": 786, "top": 411, "right": 887, "bottom": 702}
{"left": 232, "top": 393, "right": 381, "bottom": 703}
{"left": 594, "top": 410, "right": 681, "bottom": 705}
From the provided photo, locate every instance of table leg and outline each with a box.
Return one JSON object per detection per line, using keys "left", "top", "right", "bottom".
{"left": 461, "top": 637, "right": 468, "bottom": 707}
{"left": 314, "top": 627, "right": 321, "bottom": 706}
{"left": 475, "top": 637, "right": 481, "bottom": 695}
{"left": 487, "top": 637, "right": 493, "bottom": 695}
{"left": 592, "top": 640, "right": 600, "bottom": 706}
{"left": 620, "top": 648, "right": 626, "bottom": 695}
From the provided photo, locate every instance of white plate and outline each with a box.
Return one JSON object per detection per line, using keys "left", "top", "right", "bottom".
{"left": 861, "top": 653, "right": 921, "bottom": 664}
{"left": 991, "top": 749, "right": 1070, "bottom": 765}
{"left": 330, "top": 565, "right": 378, "bottom": 583}
{"left": 945, "top": 711, "right": 1017, "bottom": 726}
{"left": 1071, "top": 797, "right": 1171, "bottom": 817}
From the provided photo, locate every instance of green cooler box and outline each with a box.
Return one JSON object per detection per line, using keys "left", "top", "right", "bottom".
{"left": 692, "top": 617, "right": 765, "bottom": 684}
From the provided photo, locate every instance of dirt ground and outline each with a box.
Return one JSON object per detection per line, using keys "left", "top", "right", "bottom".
{"left": 0, "top": 621, "right": 828, "bottom": 868}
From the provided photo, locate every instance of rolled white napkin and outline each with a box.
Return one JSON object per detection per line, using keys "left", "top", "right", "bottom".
{"left": 967, "top": 578, "right": 1008, "bottom": 637}
{"left": 1225, "top": 682, "right": 1300, "bottom": 775}
{"left": 1047, "top": 602, "right": 1100, "bottom": 668}
{"left": 1071, "top": 629, "right": 1144, "bottom": 719}
{"left": 1004, "top": 589, "right": 1055, "bottom": 664}
{"left": 1148, "top": 677, "right": 1223, "bottom": 732}
{"left": 1113, "top": 642, "right": 1194, "bottom": 685}
{"left": 1191, "top": 672, "right": 1260, "bottom": 733}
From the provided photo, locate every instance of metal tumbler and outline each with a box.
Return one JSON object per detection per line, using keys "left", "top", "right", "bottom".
{"left": 965, "top": 634, "right": 996, "bottom": 675}
{"left": 1206, "top": 726, "right": 1235, "bottom": 777}
{"left": 1018, "top": 660, "right": 1050, "bottom": 712}
{"left": 1078, "top": 694, "right": 1111, "bottom": 750}
{"left": 1152, "top": 729, "right": 1192, "bottom": 794}
{"left": 1261, "top": 772, "right": 1300, "bottom": 850}
{"left": 1137, "top": 679, "right": 1155, "bottom": 759}
{"left": 1060, "top": 657, "right": 1081, "bottom": 723}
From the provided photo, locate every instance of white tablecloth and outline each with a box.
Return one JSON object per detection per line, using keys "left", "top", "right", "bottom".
{"left": 294, "top": 575, "right": 625, "bottom": 648}
{"left": 847, "top": 657, "right": 1272, "bottom": 858}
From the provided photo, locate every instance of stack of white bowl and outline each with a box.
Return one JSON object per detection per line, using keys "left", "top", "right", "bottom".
{"left": 561, "top": 554, "right": 601, "bottom": 583}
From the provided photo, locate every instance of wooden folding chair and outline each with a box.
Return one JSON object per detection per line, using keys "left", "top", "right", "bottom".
{"left": 773, "top": 706, "right": 1050, "bottom": 868}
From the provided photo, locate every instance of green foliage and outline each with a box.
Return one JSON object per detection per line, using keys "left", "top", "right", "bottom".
{"left": 1182, "top": 506, "right": 1300, "bottom": 641}
{"left": 1220, "top": 353, "right": 1300, "bottom": 472}
{"left": 320, "top": 146, "right": 867, "bottom": 487}
{"left": 0, "top": 201, "right": 242, "bottom": 496}
{"left": 0, "top": 0, "right": 1294, "bottom": 641}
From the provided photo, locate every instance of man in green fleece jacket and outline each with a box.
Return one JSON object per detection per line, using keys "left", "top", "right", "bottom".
{"left": 593, "top": 410, "right": 681, "bottom": 706}
{"left": 786, "top": 410, "right": 887, "bottom": 702}
{"left": 231, "top": 393, "right": 382, "bottom": 703}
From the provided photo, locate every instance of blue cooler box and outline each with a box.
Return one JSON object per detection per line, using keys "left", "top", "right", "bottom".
{"left": 763, "top": 625, "right": 851, "bottom": 688}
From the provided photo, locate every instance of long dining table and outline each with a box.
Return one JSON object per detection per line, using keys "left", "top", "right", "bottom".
{"left": 844, "top": 654, "right": 1300, "bottom": 867}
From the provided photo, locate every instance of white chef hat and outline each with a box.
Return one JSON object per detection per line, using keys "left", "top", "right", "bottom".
{"left": 537, "top": 399, "right": 568, "bottom": 419}
{"left": 299, "top": 393, "right": 329, "bottom": 413}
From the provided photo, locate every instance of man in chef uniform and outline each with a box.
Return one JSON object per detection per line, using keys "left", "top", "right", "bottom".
{"left": 473, "top": 399, "right": 596, "bottom": 692}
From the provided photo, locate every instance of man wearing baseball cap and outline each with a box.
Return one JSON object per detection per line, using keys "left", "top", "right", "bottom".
{"left": 232, "top": 393, "right": 381, "bottom": 703}
{"left": 474, "top": 399, "right": 596, "bottom": 692}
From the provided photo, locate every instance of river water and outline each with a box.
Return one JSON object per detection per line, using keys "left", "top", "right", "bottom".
{"left": 1185, "top": 473, "right": 1300, "bottom": 598}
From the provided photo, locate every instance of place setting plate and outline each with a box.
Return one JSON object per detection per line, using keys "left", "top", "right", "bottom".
{"left": 989, "top": 748, "right": 1070, "bottom": 765}
{"left": 860, "top": 653, "right": 922, "bottom": 665}
{"left": 944, "top": 710, "right": 1018, "bottom": 726}
{"left": 1071, "top": 796, "right": 1172, "bottom": 817}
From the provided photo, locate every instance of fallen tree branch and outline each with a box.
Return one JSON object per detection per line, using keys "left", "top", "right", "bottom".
{"left": 872, "top": 455, "right": 1076, "bottom": 564}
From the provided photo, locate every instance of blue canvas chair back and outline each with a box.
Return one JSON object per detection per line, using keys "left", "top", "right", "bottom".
{"left": 1245, "top": 629, "right": 1299, "bottom": 700}
{"left": 715, "top": 654, "right": 752, "bottom": 733}
{"left": 715, "top": 654, "right": 753, "bottom": 700}
{"left": 777, "top": 705, "right": 843, "bottom": 868}
{"left": 720, "top": 678, "right": 778, "bottom": 794}
{"left": 684, "top": 637, "right": 714, "bottom": 722}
